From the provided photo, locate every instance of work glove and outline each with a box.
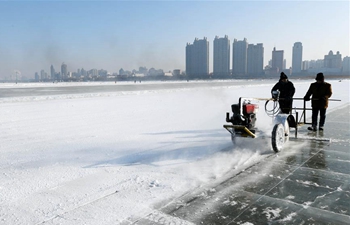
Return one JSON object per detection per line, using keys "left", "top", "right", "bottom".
{"left": 304, "top": 96, "right": 310, "bottom": 101}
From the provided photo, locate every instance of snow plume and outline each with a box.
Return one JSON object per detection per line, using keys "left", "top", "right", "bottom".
{"left": 184, "top": 147, "right": 259, "bottom": 184}
{"left": 181, "top": 135, "right": 275, "bottom": 187}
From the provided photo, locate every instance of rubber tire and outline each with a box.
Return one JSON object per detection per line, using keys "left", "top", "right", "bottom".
{"left": 272, "top": 123, "right": 285, "bottom": 153}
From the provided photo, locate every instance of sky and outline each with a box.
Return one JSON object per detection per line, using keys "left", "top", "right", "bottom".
{"left": 0, "top": 79, "right": 349, "bottom": 224}
{"left": 0, "top": 0, "right": 349, "bottom": 79}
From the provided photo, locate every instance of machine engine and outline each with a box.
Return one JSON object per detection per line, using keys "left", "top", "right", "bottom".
{"left": 226, "top": 101, "right": 259, "bottom": 131}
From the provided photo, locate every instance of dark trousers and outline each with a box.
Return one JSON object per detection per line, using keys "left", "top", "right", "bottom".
{"left": 279, "top": 100, "right": 293, "bottom": 114}
{"left": 312, "top": 108, "right": 326, "bottom": 127}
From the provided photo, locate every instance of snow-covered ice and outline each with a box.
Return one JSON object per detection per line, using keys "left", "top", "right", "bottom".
{"left": 0, "top": 79, "right": 348, "bottom": 224}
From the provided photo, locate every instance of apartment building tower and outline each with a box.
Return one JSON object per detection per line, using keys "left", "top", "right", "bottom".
{"left": 213, "top": 35, "right": 230, "bottom": 78}
{"left": 232, "top": 38, "right": 248, "bottom": 76}
{"left": 324, "top": 50, "right": 342, "bottom": 68}
{"left": 342, "top": 56, "right": 350, "bottom": 74}
{"left": 247, "top": 43, "right": 264, "bottom": 76}
{"left": 61, "top": 63, "right": 68, "bottom": 80}
{"left": 50, "top": 65, "right": 55, "bottom": 80}
{"left": 271, "top": 47, "right": 284, "bottom": 75}
{"left": 186, "top": 37, "right": 209, "bottom": 79}
{"left": 292, "top": 42, "right": 303, "bottom": 74}
{"left": 40, "top": 69, "right": 47, "bottom": 81}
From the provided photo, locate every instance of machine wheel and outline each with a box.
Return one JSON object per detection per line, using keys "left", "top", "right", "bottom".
{"left": 272, "top": 123, "right": 285, "bottom": 153}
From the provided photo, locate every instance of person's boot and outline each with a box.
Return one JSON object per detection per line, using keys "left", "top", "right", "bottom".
{"left": 308, "top": 126, "right": 316, "bottom": 131}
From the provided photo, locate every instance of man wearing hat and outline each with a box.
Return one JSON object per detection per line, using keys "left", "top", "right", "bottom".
{"left": 271, "top": 72, "right": 295, "bottom": 114}
{"left": 304, "top": 73, "right": 332, "bottom": 131}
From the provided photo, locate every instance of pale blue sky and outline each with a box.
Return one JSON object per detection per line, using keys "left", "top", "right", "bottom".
{"left": 0, "top": 0, "right": 349, "bottom": 78}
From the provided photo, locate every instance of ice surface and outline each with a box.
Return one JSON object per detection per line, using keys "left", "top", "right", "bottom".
{"left": 0, "top": 79, "right": 348, "bottom": 224}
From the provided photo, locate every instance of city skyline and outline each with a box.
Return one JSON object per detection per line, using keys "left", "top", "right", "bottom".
{"left": 11, "top": 41, "right": 350, "bottom": 81}
{"left": 34, "top": 47, "right": 348, "bottom": 82}
{"left": 0, "top": 1, "right": 349, "bottom": 79}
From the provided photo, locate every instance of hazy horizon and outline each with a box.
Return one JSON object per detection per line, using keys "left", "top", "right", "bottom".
{"left": 0, "top": 1, "right": 349, "bottom": 78}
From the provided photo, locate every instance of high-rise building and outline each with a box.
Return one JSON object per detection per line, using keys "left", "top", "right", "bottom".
{"left": 324, "top": 51, "right": 342, "bottom": 68}
{"left": 50, "top": 65, "right": 55, "bottom": 80}
{"left": 232, "top": 38, "right": 248, "bottom": 76}
{"left": 272, "top": 47, "right": 284, "bottom": 75}
{"left": 81, "top": 68, "right": 87, "bottom": 77}
{"left": 213, "top": 35, "right": 230, "bottom": 78}
{"left": 342, "top": 56, "right": 350, "bottom": 74}
{"left": 91, "top": 69, "right": 98, "bottom": 76}
{"left": 309, "top": 59, "right": 324, "bottom": 69}
{"left": 247, "top": 43, "right": 264, "bottom": 76}
{"left": 34, "top": 72, "right": 39, "bottom": 82}
{"left": 61, "top": 63, "right": 68, "bottom": 80}
{"left": 302, "top": 60, "right": 309, "bottom": 71}
{"left": 292, "top": 42, "right": 303, "bottom": 74}
{"left": 186, "top": 37, "right": 209, "bottom": 79}
{"left": 40, "top": 69, "right": 47, "bottom": 81}
{"left": 185, "top": 43, "right": 193, "bottom": 78}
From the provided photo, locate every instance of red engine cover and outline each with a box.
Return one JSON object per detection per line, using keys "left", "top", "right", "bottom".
{"left": 243, "top": 104, "right": 258, "bottom": 114}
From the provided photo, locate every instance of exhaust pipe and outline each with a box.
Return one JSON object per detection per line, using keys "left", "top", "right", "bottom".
{"left": 226, "top": 112, "right": 230, "bottom": 122}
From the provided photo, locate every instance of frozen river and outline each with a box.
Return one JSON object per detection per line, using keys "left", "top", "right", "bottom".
{"left": 0, "top": 79, "right": 348, "bottom": 224}
{"left": 0, "top": 79, "right": 277, "bottom": 98}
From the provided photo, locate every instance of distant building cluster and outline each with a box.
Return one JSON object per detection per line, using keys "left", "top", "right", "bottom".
{"left": 186, "top": 36, "right": 349, "bottom": 79}
{"left": 31, "top": 64, "right": 185, "bottom": 82}
{"left": 4, "top": 37, "right": 350, "bottom": 82}
{"left": 35, "top": 63, "right": 111, "bottom": 82}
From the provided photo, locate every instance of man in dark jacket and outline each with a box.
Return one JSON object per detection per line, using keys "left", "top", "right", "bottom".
{"left": 304, "top": 73, "right": 332, "bottom": 131}
{"left": 271, "top": 72, "right": 295, "bottom": 114}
